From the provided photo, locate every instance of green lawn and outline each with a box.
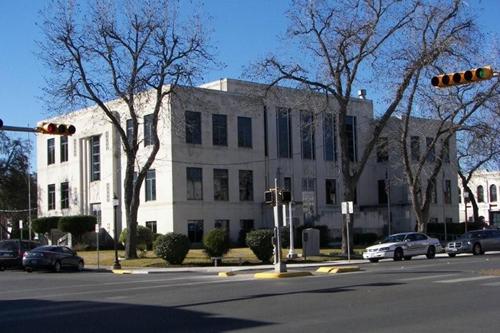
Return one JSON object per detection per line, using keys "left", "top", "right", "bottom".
{"left": 79, "top": 248, "right": 364, "bottom": 267}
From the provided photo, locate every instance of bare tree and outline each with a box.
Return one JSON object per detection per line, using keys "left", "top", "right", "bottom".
{"left": 253, "top": 0, "right": 474, "bottom": 254}
{"left": 40, "top": 0, "right": 214, "bottom": 258}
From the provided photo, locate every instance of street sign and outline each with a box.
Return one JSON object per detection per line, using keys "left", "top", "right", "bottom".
{"left": 341, "top": 201, "right": 353, "bottom": 215}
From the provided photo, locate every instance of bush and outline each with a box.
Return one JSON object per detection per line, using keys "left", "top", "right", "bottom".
{"left": 246, "top": 229, "right": 274, "bottom": 263}
{"left": 119, "top": 226, "right": 153, "bottom": 250}
{"left": 354, "top": 233, "right": 379, "bottom": 245}
{"left": 32, "top": 216, "right": 60, "bottom": 234}
{"left": 203, "top": 229, "right": 230, "bottom": 258}
{"left": 155, "top": 233, "right": 191, "bottom": 265}
{"left": 58, "top": 215, "right": 96, "bottom": 242}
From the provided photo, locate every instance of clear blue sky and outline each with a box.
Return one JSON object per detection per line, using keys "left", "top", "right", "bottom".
{"left": 1, "top": 0, "right": 499, "bottom": 165}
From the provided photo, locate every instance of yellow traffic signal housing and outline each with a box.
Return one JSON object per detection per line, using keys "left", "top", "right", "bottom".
{"left": 431, "top": 66, "right": 494, "bottom": 88}
{"left": 36, "top": 122, "right": 76, "bottom": 135}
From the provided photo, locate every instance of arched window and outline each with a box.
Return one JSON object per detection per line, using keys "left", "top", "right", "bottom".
{"left": 477, "top": 185, "right": 484, "bottom": 203}
{"left": 490, "top": 184, "right": 497, "bottom": 202}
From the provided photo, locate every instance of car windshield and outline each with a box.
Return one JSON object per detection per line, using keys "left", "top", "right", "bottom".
{"left": 381, "top": 234, "right": 407, "bottom": 243}
{"left": 31, "top": 246, "right": 55, "bottom": 252}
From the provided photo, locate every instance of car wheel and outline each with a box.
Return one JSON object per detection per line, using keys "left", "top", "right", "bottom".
{"left": 369, "top": 258, "right": 379, "bottom": 263}
{"left": 426, "top": 246, "right": 436, "bottom": 259}
{"left": 448, "top": 253, "right": 456, "bottom": 258}
{"left": 393, "top": 248, "right": 403, "bottom": 261}
{"left": 473, "top": 243, "right": 483, "bottom": 255}
{"left": 0, "top": 266, "right": 4, "bottom": 272}
{"left": 404, "top": 256, "right": 412, "bottom": 260}
{"left": 53, "top": 261, "right": 62, "bottom": 273}
{"left": 77, "top": 261, "right": 84, "bottom": 272}
{"left": 25, "top": 267, "right": 33, "bottom": 273}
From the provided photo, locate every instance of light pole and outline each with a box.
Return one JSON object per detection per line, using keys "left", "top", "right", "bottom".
{"left": 463, "top": 191, "right": 469, "bottom": 232}
{"left": 113, "top": 195, "right": 121, "bottom": 269}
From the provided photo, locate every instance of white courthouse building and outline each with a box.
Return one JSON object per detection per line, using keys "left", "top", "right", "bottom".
{"left": 36, "top": 79, "right": 459, "bottom": 243}
{"left": 459, "top": 171, "right": 500, "bottom": 226}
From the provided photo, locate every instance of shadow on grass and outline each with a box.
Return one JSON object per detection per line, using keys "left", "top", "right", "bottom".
{"left": 0, "top": 299, "right": 270, "bottom": 333}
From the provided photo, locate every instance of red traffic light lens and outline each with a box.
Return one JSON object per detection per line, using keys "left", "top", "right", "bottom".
{"left": 47, "top": 123, "right": 57, "bottom": 133}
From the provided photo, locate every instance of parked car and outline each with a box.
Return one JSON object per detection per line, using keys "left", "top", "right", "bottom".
{"left": 22, "top": 245, "right": 84, "bottom": 272}
{"left": 445, "top": 229, "right": 500, "bottom": 257}
{"left": 0, "top": 239, "right": 40, "bottom": 271}
{"left": 363, "top": 232, "right": 442, "bottom": 263}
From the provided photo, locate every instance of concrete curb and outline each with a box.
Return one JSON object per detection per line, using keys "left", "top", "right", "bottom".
{"left": 315, "top": 265, "right": 361, "bottom": 274}
{"left": 254, "top": 271, "right": 313, "bottom": 279}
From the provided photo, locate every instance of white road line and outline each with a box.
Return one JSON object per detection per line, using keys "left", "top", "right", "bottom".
{"left": 435, "top": 276, "right": 500, "bottom": 284}
{"left": 481, "top": 281, "right": 500, "bottom": 287}
{"left": 398, "top": 273, "right": 459, "bottom": 281}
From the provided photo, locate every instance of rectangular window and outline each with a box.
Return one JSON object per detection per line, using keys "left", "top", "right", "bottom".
{"left": 90, "top": 203, "right": 102, "bottom": 225}
{"left": 277, "top": 107, "right": 292, "bottom": 158}
{"left": 61, "top": 182, "right": 69, "bottom": 209}
{"left": 48, "top": 184, "right": 56, "bottom": 210}
{"left": 264, "top": 106, "right": 268, "bottom": 156}
{"left": 47, "top": 138, "right": 55, "bottom": 165}
{"left": 444, "top": 179, "right": 452, "bottom": 204}
{"left": 431, "top": 179, "right": 437, "bottom": 204}
{"left": 376, "top": 137, "right": 388, "bottom": 162}
{"left": 426, "top": 137, "right": 435, "bottom": 162}
{"left": 323, "top": 113, "right": 336, "bottom": 161}
{"left": 443, "top": 138, "right": 450, "bottom": 163}
{"left": 325, "top": 179, "right": 337, "bottom": 205}
{"left": 145, "top": 221, "right": 157, "bottom": 234}
{"left": 60, "top": 136, "right": 68, "bottom": 163}
{"left": 144, "top": 114, "right": 154, "bottom": 146}
{"left": 187, "top": 220, "right": 204, "bottom": 243}
{"left": 213, "top": 169, "right": 229, "bottom": 201}
{"left": 90, "top": 136, "right": 100, "bottom": 181}
{"left": 378, "top": 180, "right": 388, "bottom": 204}
{"left": 126, "top": 119, "right": 133, "bottom": 146}
{"left": 185, "top": 111, "right": 201, "bottom": 144}
{"left": 187, "top": 167, "right": 203, "bottom": 200}
{"left": 212, "top": 114, "right": 227, "bottom": 146}
{"left": 283, "top": 177, "right": 292, "bottom": 192}
{"left": 240, "top": 219, "right": 254, "bottom": 234}
{"left": 214, "top": 219, "right": 230, "bottom": 237}
{"left": 301, "top": 111, "right": 315, "bottom": 160}
{"left": 239, "top": 170, "right": 254, "bottom": 201}
{"left": 302, "top": 178, "right": 316, "bottom": 192}
{"left": 411, "top": 136, "right": 420, "bottom": 161}
{"left": 145, "top": 169, "right": 156, "bottom": 201}
{"left": 238, "top": 116, "right": 252, "bottom": 148}
{"left": 346, "top": 116, "right": 357, "bottom": 162}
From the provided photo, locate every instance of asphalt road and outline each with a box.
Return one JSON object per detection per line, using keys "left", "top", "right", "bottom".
{"left": 1, "top": 254, "right": 500, "bottom": 333}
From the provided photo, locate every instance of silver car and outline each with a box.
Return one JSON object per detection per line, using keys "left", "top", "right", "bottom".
{"left": 446, "top": 229, "right": 500, "bottom": 257}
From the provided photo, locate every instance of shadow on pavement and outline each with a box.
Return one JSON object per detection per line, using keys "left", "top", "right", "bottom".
{"left": 0, "top": 299, "right": 270, "bottom": 333}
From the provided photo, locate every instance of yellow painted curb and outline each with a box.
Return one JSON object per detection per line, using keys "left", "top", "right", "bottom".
{"left": 254, "top": 271, "right": 313, "bottom": 279}
{"left": 112, "top": 269, "right": 132, "bottom": 274}
{"left": 218, "top": 271, "right": 236, "bottom": 277}
{"left": 316, "top": 266, "right": 335, "bottom": 273}
{"left": 329, "top": 266, "right": 360, "bottom": 274}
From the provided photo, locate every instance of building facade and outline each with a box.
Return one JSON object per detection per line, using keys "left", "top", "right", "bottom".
{"left": 458, "top": 171, "right": 500, "bottom": 227}
{"left": 36, "top": 79, "right": 459, "bottom": 243}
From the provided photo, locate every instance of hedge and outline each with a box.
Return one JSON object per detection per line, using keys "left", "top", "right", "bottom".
{"left": 58, "top": 215, "right": 97, "bottom": 242}
{"left": 32, "top": 216, "right": 61, "bottom": 234}
{"left": 155, "top": 233, "right": 191, "bottom": 265}
{"left": 246, "top": 229, "right": 274, "bottom": 263}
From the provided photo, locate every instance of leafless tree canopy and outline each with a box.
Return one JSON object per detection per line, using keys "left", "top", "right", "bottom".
{"left": 39, "top": 0, "right": 214, "bottom": 258}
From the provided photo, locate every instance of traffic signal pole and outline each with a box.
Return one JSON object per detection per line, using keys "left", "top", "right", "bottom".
{"left": 1, "top": 125, "right": 39, "bottom": 133}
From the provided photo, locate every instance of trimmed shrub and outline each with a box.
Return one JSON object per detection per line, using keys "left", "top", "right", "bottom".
{"left": 119, "top": 226, "right": 154, "bottom": 250}
{"left": 32, "top": 216, "right": 60, "bottom": 234}
{"left": 58, "top": 215, "right": 96, "bottom": 242}
{"left": 246, "top": 229, "right": 274, "bottom": 263}
{"left": 203, "top": 229, "right": 230, "bottom": 258}
{"left": 155, "top": 233, "right": 191, "bottom": 265}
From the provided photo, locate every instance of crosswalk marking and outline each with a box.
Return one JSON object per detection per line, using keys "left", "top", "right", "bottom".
{"left": 435, "top": 276, "right": 500, "bottom": 284}
{"left": 398, "top": 273, "right": 459, "bottom": 281}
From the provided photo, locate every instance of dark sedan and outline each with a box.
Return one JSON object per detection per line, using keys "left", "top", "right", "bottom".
{"left": 446, "top": 229, "right": 500, "bottom": 257}
{"left": 23, "top": 245, "right": 84, "bottom": 272}
{"left": 0, "top": 239, "right": 40, "bottom": 270}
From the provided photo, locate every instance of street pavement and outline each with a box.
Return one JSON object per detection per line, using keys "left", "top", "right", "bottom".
{"left": 1, "top": 253, "right": 500, "bottom": 332}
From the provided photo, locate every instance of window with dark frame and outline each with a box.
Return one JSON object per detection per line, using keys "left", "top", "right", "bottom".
{"left": 60, "top": 136, "right": 68, "bottom": 163}
{"left": 187, "top": 167, "right": 203, "bottom": 200}
{"left": 443, "top": 138, "right": 450, "bottom": 163}
{"left": 323, "top": 112, "right": 336, "bottom": 161}
{"left": 325, "top": 179, "right": 337, "bottom": 205}
{"left": 48, "top": 184, "right": 56, "bottom": 210}
{"left": 431, "top": 179, "right": 437, "bottom": 204}
{"left": 378, "top": 179, "right": 388, "bottom": 204}
{"left": 145, "top": 221, "right": 157, "bottom": 234}
{"left": 239, "top": 170, "right": 253, "bottom": 201}
{"left": 277, "top": 107, "right": 292, "bottom": 158}
{"left": 214, "top": 219, "right": 230, "bottom": 237}
{"left": 61, "top": 182, "right": 69, "bottom": 209}
{"left": 283, "top": 177, "right": 292, "bottom": 192}
{"left": 185, "top": 111, "right": 201, "bottom": 144}
{"left": 213, "top": 169, "right": 229, "bottom": 201}
{"left": 144, "top": 114, "right": 154, "bottom": 146}
{"left": 145, "top": 169, "right": 156, "bottom": 201}
{"left": 238, "top": 116, "right": 252, "bottom": 148}
{"left": 187, "top": 220, "right": 204, "bottom": 243}
{"left": 346, "top": 116, "right": 357, "bottom": 162}
{"left": 301, "top": 111, "right": 315, "bottom": 160}
{"left": 444, "top": 179, "right": 452, "bottom": 204}
{"left": 477, "top": 185, "right": 484, "bottom": 203}
{"left": 376, "top": 137, "right": 388, "bottom": 162}
{"left": 90, "top": 135, "right": 100, "bottom": 181}
{"left": 47, "top": 138, "right": 55, "bottom": 165}
{"left": 212, "top": 114, "right": 227, "bottom": 146}
{"left": 490, "top": 184, "right": 497, "bottom": 202}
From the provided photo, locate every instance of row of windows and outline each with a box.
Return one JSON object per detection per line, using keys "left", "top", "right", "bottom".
{"left": 187, "top": 168, "right": 254, "bottom": 201}
{"left": 47, "top": 136, "right": 69, "bottom": 165}
{"left": 376, "top": 136, "right": 450, "bottom": 163}
{"left": 460, "top": 184, "right": 498, "bottom": 203}
{"left": 187, "top": 219, "right": 254, "bottom": 243}
{"left": 47, "top": 182, "right": 69, "bottom": 211}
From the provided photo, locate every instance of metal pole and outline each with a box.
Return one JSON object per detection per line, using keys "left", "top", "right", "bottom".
{"left": 27, "top": 127, "right": 32, "bottom": 241}
{"left": 113, "top": 201, "right": 121, "bottom": 269}
{"left": 386, "top": 172, "right": 391, "bottom": 236}
{"left": 273, "top": 178, "right": 286, "bottom": 273}
{"left": 288, "top": 201, "right": 297, "bottom": 259}
{"left": 96, "top": 223, "right": 100, "bottom": 270}
{"left": 346, "top": 213, "right": 351, "bottom": 262}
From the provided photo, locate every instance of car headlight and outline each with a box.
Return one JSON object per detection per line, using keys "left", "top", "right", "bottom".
{"left": 379, "top": 247, "right": 390, "bottom": 251}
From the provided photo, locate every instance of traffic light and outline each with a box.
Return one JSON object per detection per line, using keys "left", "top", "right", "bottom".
{"left": 264, "top": 190, "right": 276, "bottom": 206}
{"left": 431, "top": 66, "right": 494, "bottom": 88}
{"left": 280, "top": 191, "right": 291, "bottom": 204}
{"left": 36, "top": 122, "right": 76, "bottom": 135}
